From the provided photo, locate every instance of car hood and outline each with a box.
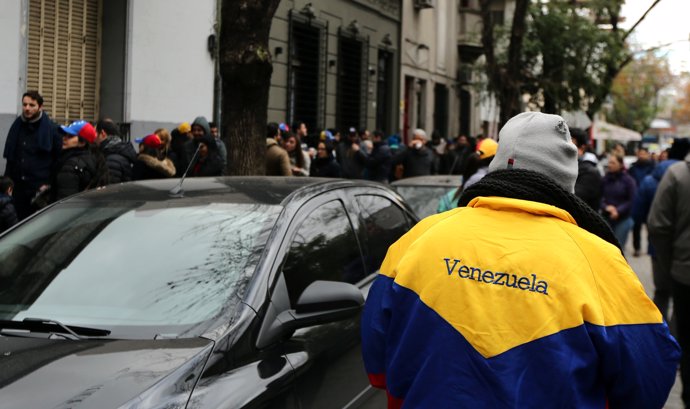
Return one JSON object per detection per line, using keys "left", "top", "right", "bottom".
{"left": 0, "top": 336, "right": 214, "bottom": 409}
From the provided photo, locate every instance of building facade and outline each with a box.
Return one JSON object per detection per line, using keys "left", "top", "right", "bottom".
{"left": 0, "top": 0, "right": 506, "bottom": 172}
{"left": 0, "top": 0, "right": 216, "bottom": 170}
{"left": 268, "top": 0, "right": 402, "bottom": 137}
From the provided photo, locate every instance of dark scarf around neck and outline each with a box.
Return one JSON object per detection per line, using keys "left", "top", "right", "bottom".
{"left": 458, "top": 169, "right": 621, "bottom": 251}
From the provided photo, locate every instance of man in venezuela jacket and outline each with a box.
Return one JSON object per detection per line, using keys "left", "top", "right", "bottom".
{"left": 361, "top": 112, "right": 680, "bottom": 409}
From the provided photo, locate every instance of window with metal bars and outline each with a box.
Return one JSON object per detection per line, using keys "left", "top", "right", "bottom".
{"left": 376, "top": 49, "right": 394, "bottom": 135}
{"left": 288, "top": 18, "right": 325, "bottom": 133}
{"left": 336, "top": 32, "right": 368, "bottom": 133}
{"left": 26, "top": 0, "right": 101, "bottom": 124}
{"left": 434, "top": 83, "right": 449, "bottom": 139}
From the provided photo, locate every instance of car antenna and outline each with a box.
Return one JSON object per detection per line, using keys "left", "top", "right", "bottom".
{"left": 169, "top": 143, "right": 201, "bottom": 198}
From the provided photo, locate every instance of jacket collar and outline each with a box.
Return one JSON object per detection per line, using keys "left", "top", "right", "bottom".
{"left": 467, "top": 196, "right": 577, "bottom": 225}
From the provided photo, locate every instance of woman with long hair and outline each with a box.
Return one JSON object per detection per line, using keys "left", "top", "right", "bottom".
{"left": 283, "top": 133, "right": 310, "bottom": 176}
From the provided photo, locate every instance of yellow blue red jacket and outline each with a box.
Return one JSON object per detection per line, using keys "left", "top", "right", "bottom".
{"left": 361, "top": 196, "right": 680, "bottom": 409}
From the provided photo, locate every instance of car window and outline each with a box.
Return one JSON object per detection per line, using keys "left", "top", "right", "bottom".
{"left": 355, "top": 195, "right": 411, "bottom": 275}
{"left": 393, "top": 185, "right": 454, "bottom": 219}
{"left": 0, "top": 201, "right": 281, "bottom": 338}
{"left": 282, "top": 199, "right": 365, "bottom": 306}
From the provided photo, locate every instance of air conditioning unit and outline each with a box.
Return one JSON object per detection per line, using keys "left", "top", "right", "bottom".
{"left": 414, "top": 0, "right": 435, "bottom": 10}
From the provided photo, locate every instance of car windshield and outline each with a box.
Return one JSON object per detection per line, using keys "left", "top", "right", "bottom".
{"left": 0, "top": 200, "right": 281, "bottom": 339}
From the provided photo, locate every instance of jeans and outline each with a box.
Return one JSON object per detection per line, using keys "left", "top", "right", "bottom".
{"left": 611, "top": 216, "right": 634, "bottom": 251}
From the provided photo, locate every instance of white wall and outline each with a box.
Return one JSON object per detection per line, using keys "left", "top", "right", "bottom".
{"left": 126, "top": 0, "right": 215, "bottom": 123}
{"left": 0, "top": 0, "right": 22, "bottom": 115}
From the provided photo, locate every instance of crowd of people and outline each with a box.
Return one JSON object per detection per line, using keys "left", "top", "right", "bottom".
{"left": 1, "top": 91, "right": 228, "bottom": 228}
{"left": 264, "top": 120, "right": 484, "bottom": 182}
{"left": 3, "top": 90, "right": 690, "bottom": 406}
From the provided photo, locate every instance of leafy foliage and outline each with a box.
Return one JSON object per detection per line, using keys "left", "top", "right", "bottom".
{"left": 523, "top": 0, "right": 628, "bottom": 114}
{"left": 609, "top": 53, "right": 672, "bottom": 133}
{"left": 479, "top": 0, "right": 654, "bottom": 124}
{"left": 672, "top": 74, "right": 690, "bottom": 124}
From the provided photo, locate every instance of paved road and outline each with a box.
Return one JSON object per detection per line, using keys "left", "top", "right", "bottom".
{"left": 625, "top": 229, "right": 682, "bottom": 409}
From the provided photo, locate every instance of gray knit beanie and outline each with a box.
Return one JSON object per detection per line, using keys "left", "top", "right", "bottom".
{"left": 488, "top": 112, "right": 578, "bottom": 193}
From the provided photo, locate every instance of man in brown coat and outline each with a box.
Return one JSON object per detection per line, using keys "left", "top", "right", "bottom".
{"left": 266, "top": 122, "right": 291, "bottom": 176}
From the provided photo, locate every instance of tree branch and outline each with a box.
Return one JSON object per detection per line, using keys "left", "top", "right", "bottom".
{"left": 622, "top": 0, "right": 663, "bottom": 42}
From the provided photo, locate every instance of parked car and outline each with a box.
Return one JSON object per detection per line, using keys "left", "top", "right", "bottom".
{"left": 0, "top": 177, "right": 417, "bottom": 408}
{"left": 391, "top": 174, "right": 462, "bottom": 219}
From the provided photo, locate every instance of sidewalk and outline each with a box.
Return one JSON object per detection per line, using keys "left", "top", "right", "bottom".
{"left": 625, "top": 231, "right": 683, "bottom": 409}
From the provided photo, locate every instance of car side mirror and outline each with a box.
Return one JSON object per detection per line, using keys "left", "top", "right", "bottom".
{"left": 255, "top": 280, "right": 364, "bottom": 349}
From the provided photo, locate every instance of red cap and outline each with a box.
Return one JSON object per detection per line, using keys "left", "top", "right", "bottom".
{"left": 60, "top": 120, "right": 97, "bottom": 144}
{"left": 135, "top": 134, "right": 163, "bottom": 149}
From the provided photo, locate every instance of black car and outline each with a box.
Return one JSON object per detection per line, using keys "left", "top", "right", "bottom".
{"left": 0, "top": 177, "right": 417, "bottom": 408}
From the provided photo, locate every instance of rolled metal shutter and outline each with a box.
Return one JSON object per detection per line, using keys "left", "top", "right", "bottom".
{"left": 27, "top": 0, "right": 101, "bottom": 124}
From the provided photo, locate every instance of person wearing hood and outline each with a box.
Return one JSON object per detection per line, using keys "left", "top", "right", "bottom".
{"left": 190, "top": 134, "right": 224, "bottom": 177}
{"left": 393, "top": 129, "right": 437, "bottom": 178}
{"left": 95, "top": 119, "right": 136, "bottom": 184}
{"left": 132, "top": 134, "right": 176, "bottom": 180}
{"left": 648, "top": 138, "right": 690, "bottom": 407}
{"left": 52, "top": 120, "right": 109, "bottom": 201}
{"left": 191, "top": 116, "right": 225, "bottom": 175}
{"left": 3, "top": 91, "right": 61, "bottom": 219}
{"left": 570, "top": 128, "right": 602, "bottom": 210}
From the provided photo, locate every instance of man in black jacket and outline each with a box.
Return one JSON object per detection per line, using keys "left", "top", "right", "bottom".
{"left": 96, "top": 119, "right": 136, "bottom": 184}
{"left": 3, "top": 91, "right": 61, "bottom": 219}
{"left": 393, "top": 129, "right": 436, "bottom": 178}
{"left": 360, "top": 130, "right": 392, "bottom": 183}
{"left": 571, "top": 128, "right": 602, "bottom": 210}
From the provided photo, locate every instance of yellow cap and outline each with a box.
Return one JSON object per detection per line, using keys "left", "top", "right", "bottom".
{"left": 476, "top": 138, "right": 498, "bottom": 159}
{"left": 177, "top": 122, "right": 191, "bottom": 134}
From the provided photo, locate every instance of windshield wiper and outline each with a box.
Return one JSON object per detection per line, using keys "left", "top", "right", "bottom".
{"left": 0, "top": 317, "right": 111, "bottom": 339}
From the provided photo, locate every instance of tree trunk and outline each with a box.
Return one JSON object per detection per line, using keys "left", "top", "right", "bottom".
{"left": 219, "top": 0, "right": 281, "bottom": 175}
{"left": 480, "top": 0, "right": 530, "bottom": 131}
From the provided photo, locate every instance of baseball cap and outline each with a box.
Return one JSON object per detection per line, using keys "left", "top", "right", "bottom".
{"left": 177, "top": 122, "right": 191, "bottom": 134}
{"left": 135, "top": 134, "right": 163, "bottom": 149}
{"left": 60, "top": 120, "right": 97, "bottom": 144}
{"left": 476, "top": 138, "right": 498, "bottom": 159}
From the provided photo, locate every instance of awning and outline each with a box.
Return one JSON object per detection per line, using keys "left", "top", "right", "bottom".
{"left": 561, "top": 111, "right": 592, "bottom": 130}
{"left": 591, "top": 120, "right": 641, "bottom": 142}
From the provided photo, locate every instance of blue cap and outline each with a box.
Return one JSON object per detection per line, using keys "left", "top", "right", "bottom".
{"left": 60, "top": 120, "right": 96, "bottom": 143}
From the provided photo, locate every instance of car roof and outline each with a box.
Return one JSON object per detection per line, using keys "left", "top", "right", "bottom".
{"left": 68, "top": 176, "right": 397, "bottom": 206}
{"left": 391, "top": 175, "right": 461, "bottom": 187}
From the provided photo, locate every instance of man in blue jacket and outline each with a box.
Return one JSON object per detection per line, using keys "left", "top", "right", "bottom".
{"left": 3, "top": 91, "right": 61, "bottom": 220}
